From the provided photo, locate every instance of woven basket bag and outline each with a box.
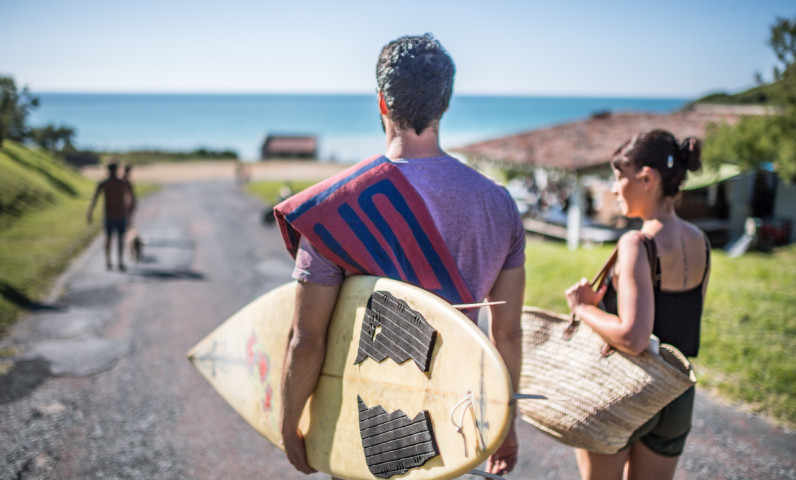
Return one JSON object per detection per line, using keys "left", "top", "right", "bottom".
{"left": 518, "top": 240, "right": 697, "bottom": 454}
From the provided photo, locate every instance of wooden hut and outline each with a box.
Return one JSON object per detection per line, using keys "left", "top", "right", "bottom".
{"left": 451, "top": 105, "right": 776, "bottom": 248}
{"left": 261, "top": 134, "right": 318, "bottom": 160}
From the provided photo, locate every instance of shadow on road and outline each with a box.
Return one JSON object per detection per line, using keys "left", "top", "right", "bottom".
{"left": 0, "top": 358, "right": 52, "bottom": 404}
{"left": 0, "top": 282, "right": 66, "bottom": 312}
{"left": 142, "top": 238, "right": 195, "bottom": 249}
{"left": 120, "top": 236, "right": 205, "bottom": 281}
{"left": 129, "top": 269, "right": 206, "bottom": 281}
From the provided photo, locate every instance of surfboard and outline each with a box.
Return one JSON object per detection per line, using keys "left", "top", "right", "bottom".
{"left": 187, "top": 275, "right": 513, "bottom": 480}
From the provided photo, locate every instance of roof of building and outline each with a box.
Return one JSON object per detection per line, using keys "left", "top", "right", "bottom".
{"left": 451, "top": 104, "right": 771, "bottom": 173}
{"left": 262, "top": 135, "right": 318, "bottom": 156}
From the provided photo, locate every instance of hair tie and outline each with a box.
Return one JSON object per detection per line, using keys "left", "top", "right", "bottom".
{"left": 667, "top": 155, "right": 674, "bottom": 168}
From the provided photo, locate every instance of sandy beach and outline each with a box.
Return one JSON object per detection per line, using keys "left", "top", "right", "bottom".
{"left": 81, "top": 160, "right": 352, "bottom": 184}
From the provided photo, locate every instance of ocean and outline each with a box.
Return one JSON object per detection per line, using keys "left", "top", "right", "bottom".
{"left": 29, "top": 93, "right": 688, "bottom": 162}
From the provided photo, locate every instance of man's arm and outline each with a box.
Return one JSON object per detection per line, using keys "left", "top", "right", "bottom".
{"left": 87, "top": 183, "right": 101, "bottom": 224}
{"left": 485, "top": 265, "right": 525, "bottom": 476}
{"left": 280, "top": 280, "right": 340, "bottom": 474}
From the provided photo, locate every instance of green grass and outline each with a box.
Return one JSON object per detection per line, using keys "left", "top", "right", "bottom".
{"left": 100, "top": 148, "right": 239, "bottom": 165}
{"left": 0, "top": 142, "right": 158, "bottom": 336}
{"left": 523, "top": 240, "right": 616, "bottom": 311}
{"left": 0, "top": 141, "right": 97, "bottom": 334}
{"left": 696, "top": 246, "right": 796, "bottom": 426}
{"left": 0, "top": 142, "right": 89, "bottom": 228}
{"left": 690, "top": 81, "right": 782, "bottom": 106}
{"left": 523, "top": 237, "right": 796, "bottom": 427}
{"left": 245, "top": 180, "right": 317, "bottom": 205}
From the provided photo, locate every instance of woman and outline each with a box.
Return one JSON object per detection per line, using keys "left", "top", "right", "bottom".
{"left": 566, "top": 129, "right": 710, "bottom": 480}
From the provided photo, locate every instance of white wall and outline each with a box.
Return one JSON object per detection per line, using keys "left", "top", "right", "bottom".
{"left": 726, "top": 173, "right": 754, "bottom": 240}
{"left": 774, "top": 180, "right": 796, "bottom": 243}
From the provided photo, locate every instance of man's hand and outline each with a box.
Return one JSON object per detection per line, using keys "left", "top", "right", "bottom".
{"left": 281, "top": 427, "right": 317, "bottom": 475}
{"left": 280, "top": 280, "right": 339, "bottom": 475}
{"left": 486, "top": 265, "right": 524, "bottom": 476}
{"left": 487, "top": 424, "right": 518, "bottom": 476}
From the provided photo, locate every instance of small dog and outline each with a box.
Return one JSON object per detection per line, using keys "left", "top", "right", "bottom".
{"left": 128, "top": 228, "right": 144, "bottom": 262}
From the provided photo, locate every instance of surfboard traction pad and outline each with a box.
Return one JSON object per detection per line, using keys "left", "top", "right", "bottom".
{"left": 358, "top": 395, "right": 440, "bottom": 478}
{"left": 355, "top": 291, "right": 437, "bottom": 372}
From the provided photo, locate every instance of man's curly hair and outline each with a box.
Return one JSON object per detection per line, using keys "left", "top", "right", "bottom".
{"left": 376, "top": 34, "right": 455, "bottom": 135}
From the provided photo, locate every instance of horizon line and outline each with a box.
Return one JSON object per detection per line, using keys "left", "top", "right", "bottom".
{"left": 30, "top": 89, "right": 698, "bottom": 101}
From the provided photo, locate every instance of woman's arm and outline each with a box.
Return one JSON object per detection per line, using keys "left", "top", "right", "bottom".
{"left": 566, "top": 233, "right": 654, "bottom": 355}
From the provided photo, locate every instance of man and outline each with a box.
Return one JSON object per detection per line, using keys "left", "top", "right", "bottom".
{"left": 87, "top": 162, "right": 136, "bottom": 271}
{"left": 275, "top": 34, "right": 525, "bottom": 477}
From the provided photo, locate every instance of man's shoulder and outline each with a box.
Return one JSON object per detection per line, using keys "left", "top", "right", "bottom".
{"left": 437, "top": 159, "right": 510, "bottom": 195}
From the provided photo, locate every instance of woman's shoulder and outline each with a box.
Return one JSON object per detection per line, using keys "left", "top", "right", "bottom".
{"left": 616, "top": 231, "right": 652, "bottom": 264}
{"left": 618, "top": 230, "right": 648, "bottom": 250}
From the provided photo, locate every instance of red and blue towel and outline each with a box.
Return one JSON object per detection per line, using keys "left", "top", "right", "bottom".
{"left": 274, "top": 155, "right": 475, "bottom": 306}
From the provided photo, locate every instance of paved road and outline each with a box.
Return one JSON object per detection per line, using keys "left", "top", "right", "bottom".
{"left": 1, "top": 181, "right": 794, "bottom": 479}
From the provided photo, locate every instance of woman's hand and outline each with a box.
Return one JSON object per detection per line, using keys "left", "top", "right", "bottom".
{"left": 566, "top": 278, "right": 607, "bottom": 312}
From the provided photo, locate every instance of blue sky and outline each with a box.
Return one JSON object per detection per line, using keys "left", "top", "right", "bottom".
{"left": 1, "top": 0, "right": 793, "bottom": 98}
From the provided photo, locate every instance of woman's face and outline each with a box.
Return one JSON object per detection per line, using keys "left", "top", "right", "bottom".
{"left": 612, "top": 162, "right": 644, "bottom": 218}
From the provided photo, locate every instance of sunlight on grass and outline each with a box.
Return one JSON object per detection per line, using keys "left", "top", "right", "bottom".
{"left": 696, "top": 247, "right": 796, "bottom": 425}
{"left": 0, "top": 195, "right": 99, "bottom": 333}
{"left": 523, "top": 239, "right": 615, "bottom": 311}
{"left": 245, "top": 180, "right": 316, "bottom": 205}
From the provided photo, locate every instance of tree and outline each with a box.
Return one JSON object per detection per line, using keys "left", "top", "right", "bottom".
{"left": 30, "top": 124, "right": 76, "bottom": 152}
{"left": 703, "top": 17, "right": 796, "bottom": 181}
{"left": 0, "top": 75, "right": 39, "bottom": 148}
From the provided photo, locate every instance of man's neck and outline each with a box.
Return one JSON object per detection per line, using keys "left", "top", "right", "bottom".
{"left": 383, "top": 118, "right": 446, "bottom": 160}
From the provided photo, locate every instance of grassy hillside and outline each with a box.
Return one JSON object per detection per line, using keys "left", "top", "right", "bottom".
{"left": 692, "top": 82, "right": 781, "bottom": 106}
{"left": 0, "top": 141, "right": 101, "bottom": 336}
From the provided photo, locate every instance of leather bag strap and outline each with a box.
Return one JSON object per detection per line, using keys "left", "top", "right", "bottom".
{"left": 590, "top": 247, "right": 619, "bottom": 290}
{"left": 562, "top": 246, "right": 619, "bottom": 342}
{"left": 638, "top": 233, "right": 660, "bottom": 288}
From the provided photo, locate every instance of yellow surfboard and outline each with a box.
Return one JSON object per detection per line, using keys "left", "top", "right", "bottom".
{"left": 187, "top": 276, "right": 513, "bottom": 480}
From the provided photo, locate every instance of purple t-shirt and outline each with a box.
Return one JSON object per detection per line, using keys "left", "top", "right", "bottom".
{"left": 293, "top": 156, "right": 525, "bottom": 319}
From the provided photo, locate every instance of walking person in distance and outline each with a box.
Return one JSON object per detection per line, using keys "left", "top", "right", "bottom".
{"left": 87, "top": 162, "right": 136, "bottom": 271}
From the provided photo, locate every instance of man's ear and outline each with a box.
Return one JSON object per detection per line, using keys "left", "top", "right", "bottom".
{"left": 378, "top": 91, "right": 389, "bottom": 116}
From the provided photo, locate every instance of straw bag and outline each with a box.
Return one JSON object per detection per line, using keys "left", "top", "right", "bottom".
{"left": 518, "top": 240, "right": 697, "bottom": 454}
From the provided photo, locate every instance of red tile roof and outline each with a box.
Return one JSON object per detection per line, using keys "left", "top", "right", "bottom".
{"left": 451, "top": 105, "right": 771, "bottom": 172}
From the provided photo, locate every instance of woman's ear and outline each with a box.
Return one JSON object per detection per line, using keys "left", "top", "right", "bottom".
{"left": 638, "top": 166, "right": 654, "bottom": 190}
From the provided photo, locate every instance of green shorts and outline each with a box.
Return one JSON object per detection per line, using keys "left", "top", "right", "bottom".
{"left": 623, "top": 386, "right": 695, "bottom": 457}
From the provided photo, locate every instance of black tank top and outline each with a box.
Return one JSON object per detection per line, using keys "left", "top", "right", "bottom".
{"left": 601, "top": 235, "right": 710, "bottom": 357}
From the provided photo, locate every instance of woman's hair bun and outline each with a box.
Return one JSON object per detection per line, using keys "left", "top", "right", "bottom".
{"left": 679, "top": 137, "right": 702, "bottom": 172}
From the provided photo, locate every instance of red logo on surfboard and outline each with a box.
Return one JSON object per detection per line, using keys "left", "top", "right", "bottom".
{"left": 246, "top": 331, "right": 274, "bottom": 412}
